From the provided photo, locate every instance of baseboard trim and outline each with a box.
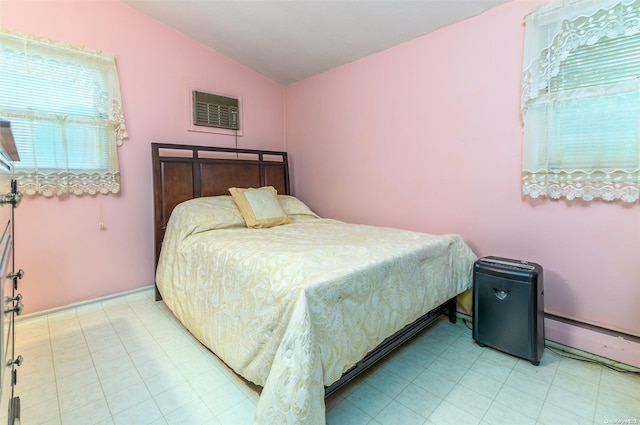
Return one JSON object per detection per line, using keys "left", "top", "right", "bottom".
{"left": 455, "top": 312, "right": 640, "bottom": 373}
{"left": 16, "top": 285, "right": 155, "bottom": 322}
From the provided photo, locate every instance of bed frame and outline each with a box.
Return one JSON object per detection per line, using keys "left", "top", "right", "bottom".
{"left": 152, "top": 142, "right": 290, "bottom": 301}
{"left": 151, "top": 142, "right": 457, "bottom": 398}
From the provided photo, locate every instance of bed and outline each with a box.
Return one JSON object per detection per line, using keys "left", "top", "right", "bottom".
{"left": 152, "top": 143, "right": 477, "bottom": 425}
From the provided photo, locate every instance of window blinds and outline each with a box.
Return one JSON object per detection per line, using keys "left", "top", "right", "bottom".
{"left": 0, "top": 28, "right": 127, "bottom": 196}
{"left": 521, "top": 0, "right": 640, "bottom": 202}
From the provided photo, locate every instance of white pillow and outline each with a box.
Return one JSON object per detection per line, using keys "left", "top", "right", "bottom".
{"left": 229, "top": 186, "right": 291, "bottom": 229}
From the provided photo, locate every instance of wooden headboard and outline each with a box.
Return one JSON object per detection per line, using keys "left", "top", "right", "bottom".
{"left": 152, "top": 143, "right": 290, "bottom": 300}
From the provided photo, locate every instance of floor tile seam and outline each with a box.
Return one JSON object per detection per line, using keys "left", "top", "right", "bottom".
{"left": 58, "top": 360, "right": 114, "bottom": 422}
{"left": 407, "top": 365, "right": 460, "bottom": 400}
{"left": 125, "top": 293, "right": 174, "bottom": 322}
{"left": 132, "top": 310, "right": 222, "bottom": 386}
{"left": 550, "top": 362, "right": 596, "bottom": 381}
{"left": 145, "top": 384, "right": 195, "bottom": 420}
{"left": 44, "top": 311, "right": 64, "bottom": 422}
{"left": 397, "top": 350, "right": 439, "bottom": 372}
{"left": 188, "top": 371, "right": 248, "bottom": 401}
{"left": 347, "top": 381, "right": 397, "bottom": 419}
{"left": 18, "top": 359, "right": 57, "bottom": 387}
{"left": 464, "top": 400, "right": 496, "bottom": 424}
{"left": 76, "top": 303, "right": 114, "bottom": 348}
{"left": 422, "top": 338, "right": 455, "bottom": 354}
{"left": 385, "top": 386, "right": 435, "bottom": 422}
{"left": 126, "top": 350, "right": 177, "bottom": 406}
{"left": 541, "top": 393, "right": 597, "bottom": 422}
{"left": 123, "top": 296, "right": 158, "bottom": 326}
{"left": 499, "top": 380, "right": 547, "bottom": 405}
{"left": 103, "top": 377, "right": 156, "bottom": 417}
{"left": 93, "top": 301, "right": 151, "bottom": 367}
{"left": 66, "top": 393, "right": 113, "bottom": 425}
{"left": 456, "top": 375, "right": 503, "bottom": 400}
{"left": 465, "top": 376, "right": 507, "bottom": 424}
{"left": 150, "top": 338, "right": 204, "bottom": 383}
{"left": 376, "top": 372, "right": 411, "bottom": 400}
{"left": 53, "top": 383, "right": 103, "bottom": 418}
{"left": 465, "top": 345, "right": 514, "bottom": 377}
{"left": 535, "top": 361, "right": 590, "bottom": 424}
{"left": 478, "top": 354, "right": 518, "bottom": 375}
{"left": 556, "top": 355, "right": 604, "bottom": 383}
{"left": 335, "top": 397, "right": 375, "bottom": 424}
{"left": 364, "top": 365, "right": 412, "bottom": 394}
{"left": 428, "top": 346, "right": 474, "bottom": 383}
{"left": 18, "top": 385, "right": 63, "bottom": 425}
{"left": 429, "top": 398, "right": 484, "bottom": 425}
{"left": 125, "top": 299, "right": 196, "bottom": 364}
{"left": 193, "top": 383, "right": 253, "bottom": 422}
{"left": 448, "top": 332, "right": 480, "bottom": 352}
{"left": 372, "top": 396, "right": 430, "bottom": 424}
{"left": 488, "top": 396, "right": 542, "bottom": 422}
{"left": 593, "top": 365, "right": 626, "bottom": 411}
{"left": 438, "top": 348, "right": 482, "bottom": 371}
{"left": 77, "top": 304, "right": 128, "bottom": 410}
{"left": 385, "top": 364, "right": 429, "bottom": 386}
{"left": 540, "top": 356, "right": 560, "bottom": 401}
{"left": 106, "top": 367, "right": 166, "bottom": 424}
{"left": 598, "top": 370, "right": 640, "bottom": 397}
{"left": 211, "top": 391, "right": 254, "bottom": 421}
{"left": 416, "top": 371, "right": 458, "bottom": 402}
{"left": 116, "top": 319, "right": 223, "bottom": 422}
{"left": 550, "top": 374, "right": 600, "bottom": 403}
{"left": 505, "top": 361, "right": 556, "bottom": 392}
{"left": 104, "top": 296, "right": 186, "bottom": 380}
{"left": 594, "top": 391, "right": 640, "bottom": 420}
{"left": 76, "top": 302, "right": 158, "bottom": 424}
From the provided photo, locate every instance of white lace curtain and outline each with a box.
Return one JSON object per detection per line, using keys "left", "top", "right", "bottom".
{"left": 0, "top": 28, "right": 128, "bottom": 197}
{"left": 521, "top": 0, "right": 640, "bottom": 203}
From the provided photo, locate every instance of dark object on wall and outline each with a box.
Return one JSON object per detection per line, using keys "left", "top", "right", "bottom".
{"left": 472, "top": 256, "right": 544, "bottom": 365}
{"left": 192, "top": 91, "right": 240, "bottom": 130}
{"left": 0, "top": 120, "right": 20, "bottom": 162}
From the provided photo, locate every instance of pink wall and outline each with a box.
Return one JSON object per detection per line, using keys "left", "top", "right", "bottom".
{"left": 285, "top": 1, "right": 640, "bottom": 366}
{"left": 1, "top": 0, "right": 285, "bottom": 313}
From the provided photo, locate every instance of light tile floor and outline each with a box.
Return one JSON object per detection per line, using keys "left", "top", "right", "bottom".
{"left": 14, "top": 288, "right": 640, "bottom": 425}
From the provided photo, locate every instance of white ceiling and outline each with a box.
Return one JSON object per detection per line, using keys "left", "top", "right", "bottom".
{"left": 123, "top": 0, "right": 508, "bottom": 86}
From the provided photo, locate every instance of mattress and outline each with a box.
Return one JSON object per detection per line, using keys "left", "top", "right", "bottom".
{"left": 155, "top": 196, "right": 476, "bottom": 424}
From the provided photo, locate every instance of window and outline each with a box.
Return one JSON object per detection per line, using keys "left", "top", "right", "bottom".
{"left": 0, "top": 28, "right": 127, "bottom": 197}
{"left": 521, "top": 0, "right": 640, "bottom": 203}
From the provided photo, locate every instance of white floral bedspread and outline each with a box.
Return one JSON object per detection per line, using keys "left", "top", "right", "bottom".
{"left": 156, "top": 198, "right": 477, "bottom": 425}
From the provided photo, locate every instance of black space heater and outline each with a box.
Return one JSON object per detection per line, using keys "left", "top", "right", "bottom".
{"left": 472, "top": 256, "right": 544, "bottom": 365}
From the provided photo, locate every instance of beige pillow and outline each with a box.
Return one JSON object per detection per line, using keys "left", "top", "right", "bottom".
{"left": 229, "top": 186, "right": 291, "bottom": 228}
{"left": 178, "top": 196, "right": 246, "bottom": 235}
{"left": 277, "top": 195, "right": 320, "bottom": 218}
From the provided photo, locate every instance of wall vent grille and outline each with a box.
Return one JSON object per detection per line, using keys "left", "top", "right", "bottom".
{"left": 192, "top": 91, "right": 239, "bottom": 130}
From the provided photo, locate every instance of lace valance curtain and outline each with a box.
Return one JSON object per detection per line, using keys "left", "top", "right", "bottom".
{"left": 0, "top": 28, "right": 128, "bottom": 197}
{"left": 521, "top": 0, "right": 640, "bottom": 203}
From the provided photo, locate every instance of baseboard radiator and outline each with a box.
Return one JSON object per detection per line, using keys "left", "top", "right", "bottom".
{"left": 544, "top": 312, "right": 640, "bottom": 344}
